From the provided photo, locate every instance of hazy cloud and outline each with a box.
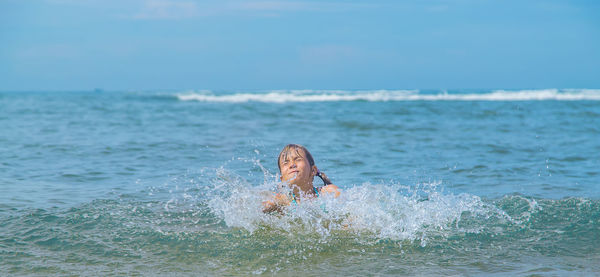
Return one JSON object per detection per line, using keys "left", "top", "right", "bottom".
{"left": 299, "top": 44, "right": 360, "bottom": 65}
{"left": 125, "top": 0, "right": 374, "bottom": 19}
{"left": 132, "top": 0, "right": 200, "bottom": 19}
{"left": 15, "top": 43, "right": 83, "bottom": 60}
{"left": 42, "top": 0, "right": 377, "bottom": 19}
{"left": 425, "top": 4, "right": 449, "bottom": 13}
{"left": 231, "top": 1, "right": 374, "bottom": 12}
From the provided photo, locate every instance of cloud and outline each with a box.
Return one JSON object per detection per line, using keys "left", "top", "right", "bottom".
{"left": 232, "top": 1, "right": 318, "bottom": 12}
{"left": 42, "top": 0, "right": 377, "bottom": 19}
{"left": 125, "top": 0, "right": 374, "bottom": 20}
{"left": 230, "top": 1, "right": 374, "bottom": 12}
{"left": 44, "top": 0, "right": 100, "bottom": 4}
{"left": 14, "top": 43, "right": 83, "bottom": 60}
{"left": 299, "top": 44, "right": 360, "bottom": 65}
{"left": 425, "top": 4, "right": 449, "bottom": 13}
{"left": 132, "top": 0, "right": 200, "bottom": 19}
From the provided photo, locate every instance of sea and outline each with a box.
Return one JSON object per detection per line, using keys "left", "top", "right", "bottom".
{"left": 1, "top": 89, "right": 599, "bottom": 276}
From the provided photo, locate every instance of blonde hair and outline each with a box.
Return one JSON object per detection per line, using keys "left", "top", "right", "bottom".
{"left": 277, "top": 144, "right": 315, "bottom": 172}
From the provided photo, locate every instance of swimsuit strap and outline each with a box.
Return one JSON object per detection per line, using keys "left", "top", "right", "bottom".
{"left": 289, "top": 191, "right": 298, "bottom": 205}
{"left": 289, "top": 187, "right": 320, "bottom": 205}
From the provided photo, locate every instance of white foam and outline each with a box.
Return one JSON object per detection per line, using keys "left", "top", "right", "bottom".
{"left": 176, "top": 90, "right": 419, "bottom": 103}
{"left": 205, "top": 168, "right": 509, "bottom": 243}
{"left": 176, "top": 89, "right": 600, "bottom": 103}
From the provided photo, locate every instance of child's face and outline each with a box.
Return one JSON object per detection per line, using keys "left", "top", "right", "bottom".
{"left": 279, "top": 148, "right": 315, "bottom": 187}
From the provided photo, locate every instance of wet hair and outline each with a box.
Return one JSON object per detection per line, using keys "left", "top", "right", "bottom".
{"left": 278, "top": 144, "right": 332, "bottom": 185}
{"left": 277, "top": 144, "right": 315, "bottom": 172}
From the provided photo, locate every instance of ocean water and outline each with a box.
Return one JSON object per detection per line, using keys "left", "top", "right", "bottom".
{"left": 1, "top": 89, "right": 599, "bottom": 275}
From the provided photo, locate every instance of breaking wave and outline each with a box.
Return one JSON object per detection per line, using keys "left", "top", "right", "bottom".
{"left": 175, "top": 89, "right": 600, "bottom": 103}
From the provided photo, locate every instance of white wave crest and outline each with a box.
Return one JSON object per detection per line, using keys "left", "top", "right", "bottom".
{"left": 175, "top": 89, "right": 600, "bottom": 103}
{"left": 177, "top": 90, "right": 418, "bottom": 103}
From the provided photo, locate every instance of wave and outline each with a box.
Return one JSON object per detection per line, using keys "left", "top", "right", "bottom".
{"left": 4, "top": 167, "right": 599, "bottom": 275}
{"left": 175, "top": 89, "right": 600, "bottom": 103}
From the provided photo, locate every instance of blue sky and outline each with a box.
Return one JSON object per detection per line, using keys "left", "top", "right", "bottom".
{"left": 1, "top": 0, "right": 598, "bottom": 91}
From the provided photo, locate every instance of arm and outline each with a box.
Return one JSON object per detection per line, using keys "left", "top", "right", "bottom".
{"left": 262, "top": 192, "right": 291, "bottom": 213}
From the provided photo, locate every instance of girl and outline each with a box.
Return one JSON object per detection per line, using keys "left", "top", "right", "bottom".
{"left": 263, "top": 144, "right": 340, "bottom": 213}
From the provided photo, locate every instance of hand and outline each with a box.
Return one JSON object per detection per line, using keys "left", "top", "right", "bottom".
{"left": 262, "top": 193, "right": 291, "bottom": 213}
{"left": 262, "top": 200, "right": 279, "bottom": 213}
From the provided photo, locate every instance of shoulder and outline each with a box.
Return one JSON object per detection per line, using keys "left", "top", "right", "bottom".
{"left": 320, "top": 184, "right": 340, "bottom": 198}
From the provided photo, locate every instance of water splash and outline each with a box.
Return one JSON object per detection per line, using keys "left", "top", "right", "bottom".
{"left": 204, "top": 167, "right": 510, "bottom": 245}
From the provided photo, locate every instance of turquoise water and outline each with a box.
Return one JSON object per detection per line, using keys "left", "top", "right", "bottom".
{"left": 1, "top": 89, "right": 599, "bottom": 275}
